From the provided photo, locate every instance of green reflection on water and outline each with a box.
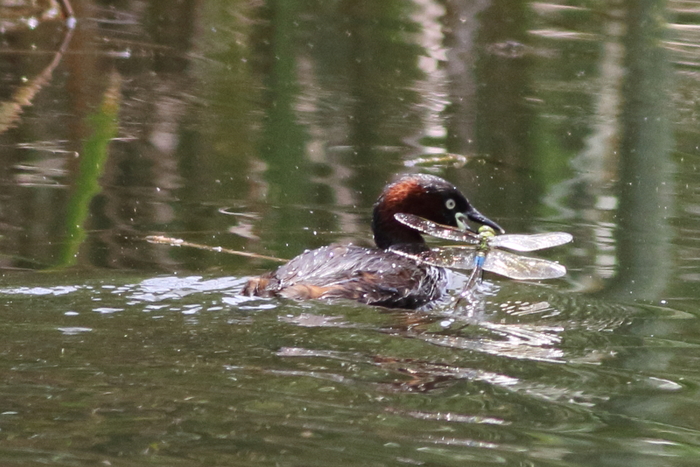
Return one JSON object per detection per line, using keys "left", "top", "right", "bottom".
{"left": 56, "top": 72, "right": 121, "bottom": 269}
{"left": 603, "top": 0, "right": 674, "bottom": 300}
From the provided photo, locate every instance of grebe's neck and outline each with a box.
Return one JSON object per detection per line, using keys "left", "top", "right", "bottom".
{"left": 371, "top": 183, "right": 428, "bottom": 249}
{"left": 372, "top": 207, "right": 425, "bottom": 250}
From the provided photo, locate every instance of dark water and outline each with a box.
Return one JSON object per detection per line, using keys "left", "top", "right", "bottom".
{"left": 1, "top": 0, "right": 700, "bottom": 465}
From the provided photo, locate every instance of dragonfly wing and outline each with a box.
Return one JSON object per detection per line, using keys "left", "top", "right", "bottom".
{"left": 394, "top": 213, "right": 479, "bottom": 244}
{"left": 393, "top": 247, "right": 479, "bottom": 271}
{"left": 483, "top": 250, "right": 567, "bottom": 280}
{"left": 490, "top": 232, "right": 573, "bottom": 252}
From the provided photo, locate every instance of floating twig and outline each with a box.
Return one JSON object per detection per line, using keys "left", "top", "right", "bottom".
{"left": 58, "top": 0, "right": 75, "bottom": 23}
{"left": 146, "top": 236, "right": 286, "bottom": 263}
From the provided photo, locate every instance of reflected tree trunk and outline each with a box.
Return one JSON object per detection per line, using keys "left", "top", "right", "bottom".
{"left": 443, "top": 0, "right": 490, "bottom": 155}
{"left": 254, "top": 0, "right": 316, "bottom": 258}
{"left": 600, "top": 0, "right": 674, "bottom": 300}
{"left": 470, "top": 0, "right": 538, "bottom": 225}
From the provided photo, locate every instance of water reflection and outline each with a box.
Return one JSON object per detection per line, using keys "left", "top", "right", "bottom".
{"left": 602, "top": 0, "right": 674, "bottom": 300}
{"left": 0, "top": 0, "right": 693, "bottom": 292}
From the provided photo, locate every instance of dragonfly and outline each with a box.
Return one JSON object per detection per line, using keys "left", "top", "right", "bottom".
{"left": 392, "top": 213, "right": 573, "bottom": 286}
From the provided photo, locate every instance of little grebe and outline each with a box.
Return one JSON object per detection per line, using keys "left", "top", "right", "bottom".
{"left": 243, "top": 174, "right": 503, "bottom": 309}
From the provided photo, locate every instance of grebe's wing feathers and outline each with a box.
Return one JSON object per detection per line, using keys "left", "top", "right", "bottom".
{"left": 266, "top": 244, "right": 447, "bottom": 309}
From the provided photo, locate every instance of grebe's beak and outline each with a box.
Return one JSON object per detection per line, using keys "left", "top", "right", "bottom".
{"left": 455, "top": 206, "right": 504, "bottom": 234}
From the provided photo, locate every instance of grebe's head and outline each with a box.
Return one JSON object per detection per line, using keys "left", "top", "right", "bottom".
{"left": 372, "top": 174, "right": 503, "bottom": 249}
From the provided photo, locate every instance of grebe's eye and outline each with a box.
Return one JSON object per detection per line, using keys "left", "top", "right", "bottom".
{"left": 445, "top": 198, "right": 456, "bottom": 210}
